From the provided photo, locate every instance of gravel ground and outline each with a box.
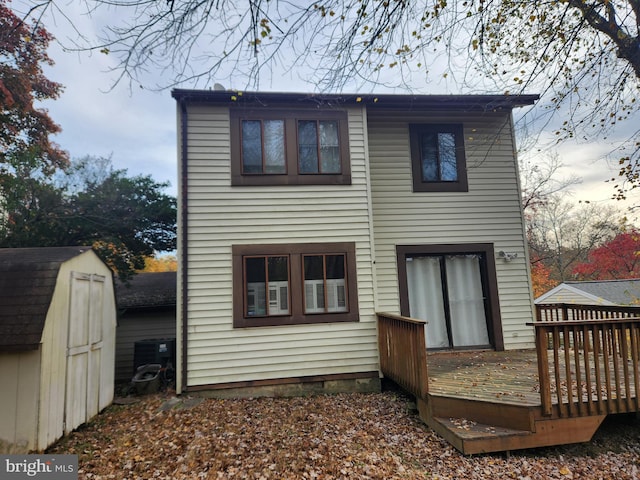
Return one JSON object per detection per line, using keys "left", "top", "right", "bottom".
{"left": 48, "top": 390, "right": 640, "bottom": 479}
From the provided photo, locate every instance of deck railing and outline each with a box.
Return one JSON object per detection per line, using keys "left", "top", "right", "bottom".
{"left": 537, "top": 303, "right": 640, "bottom": 322}
{"left": 534, "top": 304, "right": 640, "bottom": 417}
{"left": 377, "top": 312, "right": 429, "bottom": 400}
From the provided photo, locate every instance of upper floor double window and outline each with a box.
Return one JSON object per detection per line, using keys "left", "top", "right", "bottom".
{"left": 409, "top": 124, "right": 468, "bottom": 192}
{"left": 230, "top": 110, "right": 351, "bottom": 186}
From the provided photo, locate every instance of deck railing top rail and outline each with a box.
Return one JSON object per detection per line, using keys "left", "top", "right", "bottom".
{"left": 536, "top": 303, "right": 640, "bottom": 322}
{"left": 534, "top": 317, "right": 640, "bottom": 327}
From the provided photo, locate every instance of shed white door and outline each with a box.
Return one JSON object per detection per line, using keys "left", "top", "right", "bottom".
{"left": 65, "top": 272, "right": 105, "bottom": 433}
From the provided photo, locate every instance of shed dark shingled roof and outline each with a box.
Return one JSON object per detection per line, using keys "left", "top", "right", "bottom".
{"left": 116, "top": 271, "right": 176, "bottom": 310}
{"left": 0, "top": 246, "right": 93, "bottom": 352}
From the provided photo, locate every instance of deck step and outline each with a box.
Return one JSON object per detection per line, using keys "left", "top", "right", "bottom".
{"left": 429, "top": 416, "right": 531, "bottom": 454}
{"left": 427, "top": 414, "right": 607, "bottom": 455}
{"left": 427, "top": 394, "right": 536, "bottom": 432}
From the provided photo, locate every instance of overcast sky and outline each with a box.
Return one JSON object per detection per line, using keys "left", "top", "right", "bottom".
{"left": 29, "top": 3, "right": 640, "bottom": 214}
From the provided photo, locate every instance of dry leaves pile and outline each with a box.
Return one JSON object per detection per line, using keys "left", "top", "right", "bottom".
{"left": 49, "top": 391, "right": 640, "bottom": 479}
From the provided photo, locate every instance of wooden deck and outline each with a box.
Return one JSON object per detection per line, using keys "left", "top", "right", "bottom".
{"left": 427, "top": 350, "right": 541, "bottom": 406}
{"left": 377, "top": 305, "right": 640, "bottom": 455}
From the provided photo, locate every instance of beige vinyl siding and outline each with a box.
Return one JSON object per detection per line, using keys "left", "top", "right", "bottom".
{"left": 181, "top": 105, "right": 378, "bottom": 388}
{"left": 368, "top": 109, "right": 535, "bottom": 349}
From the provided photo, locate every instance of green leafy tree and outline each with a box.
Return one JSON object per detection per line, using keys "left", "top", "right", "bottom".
{"left": 0, "top": 151, "right": 68, "bottom": 245}
{"left": 0, "top": 156, "right": 177, "bottom": 280}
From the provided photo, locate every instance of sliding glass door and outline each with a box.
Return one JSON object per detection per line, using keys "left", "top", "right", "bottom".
{"left": 398, "top": 244, "right": 502, "bottom": 350}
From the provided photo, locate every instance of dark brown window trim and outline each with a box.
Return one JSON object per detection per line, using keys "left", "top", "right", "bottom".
{"left": 232, "top": 242, "right": 359, "bottom": 327}
{"left": 409, "top": 124, "right": 468, "bottom": 193}
{"left": 230, "top": 109, "right": 352, "bottom": 186}
{"left": 396, "top": 243, "right": 504, "bottom": 351}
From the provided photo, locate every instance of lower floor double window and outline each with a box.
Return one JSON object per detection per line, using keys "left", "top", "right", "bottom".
{"left": 233, "top": 242, "right": 359, "bottom": 327}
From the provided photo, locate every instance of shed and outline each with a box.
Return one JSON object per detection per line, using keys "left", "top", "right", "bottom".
{"left": 115, "top": 271, "right": 176, "bottom": 381}
{"left": 0, "top": 246, "right": 116, "bottom": 453}
{"left": 535, "top": 279, "right": 640, "bottom": 306}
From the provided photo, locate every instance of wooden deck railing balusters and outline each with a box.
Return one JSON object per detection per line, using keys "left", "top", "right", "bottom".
{"left": 592, "top": 325, "right": 604, "bottom": 414}
{"left": 622, "top": 322, "right": 633, "bottom": 411}
{"left": 535, "top": 304, "right": 640, "bottom": 418}
{"left": 634, "top": 325, "right": 640, "bottom": 411}
{"left": 537, "top": 326, "right": 552, "bottom": 415}
{"left": 377, "top": 313, "right": 428, "bottom": 400}
{"left": 611, "top": 324, "right": 623, "bottom": 412}
{"left": 582, "top": 324, "right": 595, "bottom": 415}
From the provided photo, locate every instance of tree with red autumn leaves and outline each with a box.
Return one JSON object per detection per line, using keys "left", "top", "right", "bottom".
{"left": 0, "top": 0, "right": 67, "bottom": 172}
{"left": 573, "top": 231, "right": 640, "bottom": 280}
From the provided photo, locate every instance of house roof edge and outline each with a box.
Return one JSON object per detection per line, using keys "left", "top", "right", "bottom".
{"left": 171, "top": 89, "right": 539, "bottom": 110}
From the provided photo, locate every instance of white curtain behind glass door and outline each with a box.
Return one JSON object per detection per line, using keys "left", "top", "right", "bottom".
{"left": 445, "top": 255, "right": 490, "bottom": 346}
{"left": 406, "top": 257, "right": 449, "bottom": 348}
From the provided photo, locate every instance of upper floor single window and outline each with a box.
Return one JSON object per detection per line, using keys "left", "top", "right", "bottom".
{"left": 409, "top": 124, "right": 468, "bottom": 192}
{"left": 230, "top": 110, "right": 351, "bottom": 186}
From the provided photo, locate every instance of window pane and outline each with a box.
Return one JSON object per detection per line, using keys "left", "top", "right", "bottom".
{"left": 268, "top": 256, "right": 288, "bottom": 282}
{"left": 246, "top": 256, "right": 289, "bottom": 316}
{"left": 438, "top": 133, "right": 458, "bottom": 181}
{"left": 319, "top": 121, "right": 339, "bottom": 146}
{"left": 320, "top": 147, "right": 340, "bottom": 173}
{"left": 325, "top": 255, "right": 345, "bottom": 279}
{"left": 326, "top": 254, "right": 347, "bottom": 312}
{"left": 267, "top": 256, "right": 289, "bottom": 315}
{"left": 246, "top": 257, "right": 266, "bottom": 283}
{"left": 246, "top": 257, "right": 266, "bottom": 316}
{"left": 304, "top": 255, "right": 323, "bottom": 313}
{"left": 420, "top": 133, "right": 439, "bottom": 181}
{"left": 242, "top": 121, "right": 263, "bottom": 174}
{"left": 263, "top": 120, "right": 286, "bottom": 174}
{"left": 303, "top": 255, "right": 324, "bottom": 280}
{"left": 319, "top": 121, "right": 341, "bottom": 173}
{"left": 298, "top": 121, "right": 319, "bottom": 173}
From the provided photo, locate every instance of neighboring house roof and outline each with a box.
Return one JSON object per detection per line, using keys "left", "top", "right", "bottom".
{"left": 171, "top": 89, "right": 539, "bottom": 111}
{"left": 116, "top": 271, "right": 176, "bottom": 310}
{"left": 535, "top": 279, "right": 640, "bottom": 306}
{"left": 0, "top": 246, "right": 94, "bottom": 351}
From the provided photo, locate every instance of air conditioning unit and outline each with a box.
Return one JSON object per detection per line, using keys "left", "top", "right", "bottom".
{"left": 327, "top": 278, "right": 347, "bottom": 312}
{"left": 133, "top": 338, "right": 176, "bottom": 373}
{"left": 247, "top": 281, "right": 289, "bottom": 316}
{"left": 268, "top": 281, "right": 289, "bottom": 315}
{"left": 305, "top": 279, "right": 347, "bottom": 313}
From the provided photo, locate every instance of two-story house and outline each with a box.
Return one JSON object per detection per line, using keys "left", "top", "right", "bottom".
{"left": 171, "top": 90, "right": 539, "bottom": 396}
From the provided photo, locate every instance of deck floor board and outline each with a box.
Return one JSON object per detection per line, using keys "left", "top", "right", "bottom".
{"left": 427, "top": 350, "right": 542, "bottom": 406}
{"left": 427, "top": 349, "right": 639, "bottom": 408}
